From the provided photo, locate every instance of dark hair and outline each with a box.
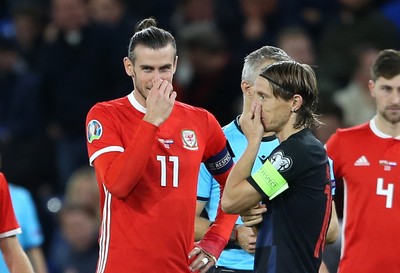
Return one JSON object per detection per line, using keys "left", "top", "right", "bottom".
{"left": 259, "top": 61, "right": 320, "bottom": 129}
{"left": 371, "top": 49, "right": 400, "bottom": 81}
{"left": 127, "top": 17, "right": 176, "bottom": 62}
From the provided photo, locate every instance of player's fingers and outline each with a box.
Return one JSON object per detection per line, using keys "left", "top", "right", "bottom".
{"left": 198, "top": 258, "right": 214, "bottom": 273}
{"left": 253, "top": 103, "right": 262, "bottom": 121}
{"left": 151, "top": 78, "right": 163, "bottom": 91}
{"left": 169, "top": 91, "right": 177, "bottom": 101}
{"left": 188, "top": 247, "right": 201, "bottom": 260}
{"left": 189, "top": 254, "right": 210, "bottom": 272}
{"left": 250, "top": 101, "right": 257, "bottom": 112}
{"left": 243, "top": 218, "right": 262, "bottom": 227}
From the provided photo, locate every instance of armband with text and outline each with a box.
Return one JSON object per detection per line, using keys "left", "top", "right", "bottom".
{"left": 204, "top": 146, "right": 233, "bottom": 176}
{"left": 251, "top": 160, "right": 288, "bottom": 199}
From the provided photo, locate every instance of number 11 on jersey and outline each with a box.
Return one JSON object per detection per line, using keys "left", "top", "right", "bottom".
{"left": 157, "top": 155, "right": 179, "bottom": 187}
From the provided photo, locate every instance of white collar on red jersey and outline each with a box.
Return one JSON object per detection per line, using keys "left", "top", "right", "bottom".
{"left": 370, "top": 118, "right": 400, "bottom": 139}
{"left": 128, "top": 91, "right": 146, "bottom": 114}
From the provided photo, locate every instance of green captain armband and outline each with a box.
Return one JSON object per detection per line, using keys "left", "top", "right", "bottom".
{"left": 251, "top": 160, "right": 289, "bottom": 200}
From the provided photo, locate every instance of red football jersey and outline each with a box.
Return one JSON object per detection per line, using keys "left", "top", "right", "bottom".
{"left": 326, "top": 120, "right": 400, "bottom": 272}
{"left": 86, "top": 93, "right": 229, "bottom": 272}
{"left": 0, "top": 173, "right": 21, "bottom": 238}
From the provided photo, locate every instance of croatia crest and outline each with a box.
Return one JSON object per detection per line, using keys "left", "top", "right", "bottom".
{"left": 181, "top": 129, "right": 198, "bottom": 150}
{"left": 87, "top": 120, "right": 102, "bottom": 143}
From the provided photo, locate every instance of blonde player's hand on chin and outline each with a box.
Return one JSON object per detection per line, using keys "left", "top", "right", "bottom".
{"left": 144, "top": 78, "right": 177, "bottom": 127}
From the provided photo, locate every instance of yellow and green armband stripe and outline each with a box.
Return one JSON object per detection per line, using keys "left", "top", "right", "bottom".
{"left": 251, "top": 160, "right": 288, "bottom": 199}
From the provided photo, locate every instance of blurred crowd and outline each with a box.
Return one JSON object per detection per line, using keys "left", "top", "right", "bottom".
{"left": 0, "top": 0, "right": 399, "bottom": 272}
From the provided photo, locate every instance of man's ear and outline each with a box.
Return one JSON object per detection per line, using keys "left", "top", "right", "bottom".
{"left": 124, "top": 57, "right": 134, "bottom": 76}
{"left": 291, "top": 94, "right": 303, "bottom": 112}
{"left": 368, "top": 80, "right": 376, "bottom": 98}
{"left": 241, "top": 80, "right": 252, "bottom": 97}
{"left": 173, "top": 56, "right": 178, "bottom": 75}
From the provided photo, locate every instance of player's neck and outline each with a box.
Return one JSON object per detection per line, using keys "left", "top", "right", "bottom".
{"left": 133, "top": 90, "right": 147, "bottom": 108}
{"left": 374, "top": 115, "right": 400, "bottom": 138}
{"left": 277, "top": 124, "right": 305, "bottom": 143}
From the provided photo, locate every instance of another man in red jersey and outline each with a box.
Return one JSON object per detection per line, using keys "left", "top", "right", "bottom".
{"left": 0, "top": 173, "right": 34, "bottom": 273}
{"left": 326, "top": 49, "right": 400, "bottom": 273}
{"left": 85, "top": 18, "right": 237, "bottom": 273}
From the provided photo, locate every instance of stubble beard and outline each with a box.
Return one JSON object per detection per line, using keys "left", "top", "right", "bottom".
{"left": 381, "top": 109, "right": 400, "bottom": 125}
{"left": 136, "top": 86, "right": 147, "bottom": 100}
{"left": 134, "top": 77, "right": 148, "bottom": 101}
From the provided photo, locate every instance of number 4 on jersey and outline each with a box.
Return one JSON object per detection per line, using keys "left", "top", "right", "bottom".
{"left": 376, "top": 178, "right": 394, "bottom": 208}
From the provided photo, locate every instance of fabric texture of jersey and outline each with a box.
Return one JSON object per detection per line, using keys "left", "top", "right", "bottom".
{"left": 0, "top": 173, "right": 21, "bottom": 238}
{"left": 0, "top": 183, "right": 44, "bottom": 273}
{"left": 248, "top": 129, "right": 331, "bottom": 273}
{"left": 197, "top": 117, "right": 279, "bottom": 270}
{"left": 326, "top": 119, "right": 400, "bottom": 273}
{"left": 86, "top": 92, "right": 232, "bottom": 273}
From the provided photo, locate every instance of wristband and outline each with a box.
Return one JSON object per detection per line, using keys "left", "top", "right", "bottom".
{"left": 196, "top": 232, "right": 227, "bottom": 260}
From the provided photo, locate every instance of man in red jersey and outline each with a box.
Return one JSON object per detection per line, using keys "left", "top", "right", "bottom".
{"left": 326, "top": 49, "right": 400, "bottom": 272}
{"left": 85, "top": 17, "right": 237, "bottom": 273}
{"left": 0, "top": 173, "right": 34, "bottom": 273}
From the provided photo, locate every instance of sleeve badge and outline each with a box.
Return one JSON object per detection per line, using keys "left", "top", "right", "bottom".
{"left": 87, "top": 120, "right": 103, "bottom": 143}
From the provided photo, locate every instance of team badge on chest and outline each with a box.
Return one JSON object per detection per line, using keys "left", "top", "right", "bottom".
{"left": 181, "top": 129, "right": 198, "bottom": 150}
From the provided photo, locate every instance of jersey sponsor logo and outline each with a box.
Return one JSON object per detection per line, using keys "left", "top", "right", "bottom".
{"left": 354, "top": 155, "right": 369, "bottom": 166}
{"left": 87, "top": 120, "right": 103, "bottom": 143}
{"left": 269, "top": 150, "right": 292, "bottom": 172}
{"left": 181, "top": 130, "right": 198, "bottom": 150}
{"left": 158, "top": 138, "right": 174, "bottom": 148}
{"left": 379, "top": 160, "right": 397, "bottom": 171}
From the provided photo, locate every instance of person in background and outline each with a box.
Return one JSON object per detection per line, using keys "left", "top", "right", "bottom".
{"left": 332, "top": 45, "right": 380, "bottom": 127}
{"left": 37, "top": 0, "right": 114, "bottom": 193}
{"left": 0, "top": 35, "right": 50, "bottom": 196}
{"left": 62, "top": 166, "right": 100, "bottom": 213}
{"left": 326, "top": 49, "right": 400, "bottom": 273}
{"left": 87, "top": 0, "right": 138, "bottom": 98}
{"left": 275, "top": 26, "right": 316, "bottom": 66}
{"left": 313, "top": 93, "right": 345, "bottom": 144}
{"left": 55, "top": 203, "right": 99, "bottom": 273}
{"left": 47, "top": 166, "right": 99, "bottom": 273}
{"left": 85, "top": 17, "right": 238, "bottom": 273}
{"left": 317, "top": 0, "right": 400, "bottom": 89}
{"left": 222, "top": 61, "right": 332, "bottom": 273}
{"left": 0, "top": 172, "right": 34, "bottom": 273}
{"left": 178, "top": 23, "right": 242, "bottom": 125}
{"left": 10, "top": 4, "right": 47, "bottom": 70}
{"left": 0, "top": 182, "right": 48, "bottom": 273}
